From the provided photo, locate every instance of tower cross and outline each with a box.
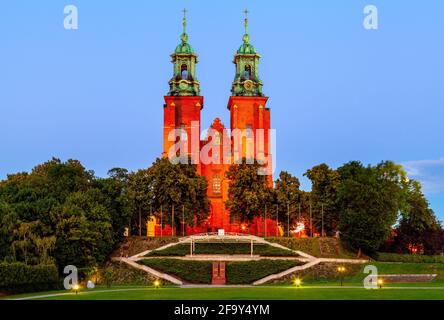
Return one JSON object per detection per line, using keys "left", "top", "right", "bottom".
{"left": 244, "top": 9, "right": 249, "bottom": 34}
{"left": 182, "top": 8, "right": 187, "bottom": 33}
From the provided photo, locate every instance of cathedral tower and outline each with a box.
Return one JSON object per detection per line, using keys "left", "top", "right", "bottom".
{"left": 163, "top": 9, "right": 203, "bottom": 165}
{"left": 228, "top": 10, "right": 272, "bottom": 182}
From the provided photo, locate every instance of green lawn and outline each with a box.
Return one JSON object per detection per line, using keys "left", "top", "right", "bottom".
{"left": 3, "top": 285, "right": 444, "bottom": 300}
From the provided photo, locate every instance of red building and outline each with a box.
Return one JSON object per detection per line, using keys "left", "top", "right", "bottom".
{"left": 159, "top": 12, "right": 278, "bottom": 236}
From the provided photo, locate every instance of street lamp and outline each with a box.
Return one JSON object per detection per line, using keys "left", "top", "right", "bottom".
{"left": 293, "top": 278, "right": 302, "bottom": 288}
{"left": 377, "top": 278, "right": 384, "bottom": 289}
{"left": 337, "top": 266, "right": 346, "bottom": 286}
{"left": 73, "top": 284, "right": 80, "bottom": 294}
{"left": 154, "top": 280, "right": 161, "bottom": 289}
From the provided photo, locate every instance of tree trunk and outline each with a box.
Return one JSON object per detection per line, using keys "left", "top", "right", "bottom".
{"left": 138, "top": 205, "right": 142, "bottom": 237}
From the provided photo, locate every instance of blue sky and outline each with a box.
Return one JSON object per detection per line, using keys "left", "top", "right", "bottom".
{"left": 1, "top": 0, "right": 443, "bottom": 220}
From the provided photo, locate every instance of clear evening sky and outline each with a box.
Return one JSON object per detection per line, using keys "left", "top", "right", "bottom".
{"left": 1, "top": 1, "right": 443, "bottom": 220}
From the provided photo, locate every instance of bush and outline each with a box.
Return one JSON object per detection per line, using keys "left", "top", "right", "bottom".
{"left": 0, "top": 263, "right": 60, "bottom": 293}
{"left": 376, "top": 252, "right": 444, "bottom": 263}
{"left": 140, "top": 259, "right": 212, "bottom": 284}
{"left": 100, "top": 262, "right": 157, "bottom": 286}
{"left": 101, "top": 267, "right": 114, "bottom": 288}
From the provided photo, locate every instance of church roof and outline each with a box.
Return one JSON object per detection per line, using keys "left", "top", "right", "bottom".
{"left": 175, "top": 41, "right": 194, "bottom": 54}
{"left": 237, "top": 42, "right": 256, "bottom": 54}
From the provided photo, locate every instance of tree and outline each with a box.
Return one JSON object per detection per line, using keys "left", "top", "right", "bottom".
{"left": 97, "top": 168, "right": 132, "bottom": 244}
{"left": 54, "top": 188, "right": 114, "bottom": 268}
{"left": 337, "top": 161, "right": 406, "bottom": 254}
{"left": 127, "top": 169, "right": 153, "bottom": 236}
{"left": 304, "top": 164, "right": 340, "bottom": 236}
{"left": 274, "top": 171, "right": 307, "bottom": 235}
{"left": 225, "top": 159, "right": 274, "bottom": 223}
{"left": 149, "top": 158, "right": 210, "bottom": 233}
{"left": 394, "top": 179, "right": 442, "bottom": 254}
{"left": 0, "top": 159, "right": 129, "bottom": 269}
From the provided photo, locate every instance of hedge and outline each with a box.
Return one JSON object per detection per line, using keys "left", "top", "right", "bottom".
{"left": 226, "top": 260, "right": 303, "bottom": 284}
{"left": 0, "top": 262, "right": 60, "bottom": 293}
{"left": 376, "top": 252, "right": 444, "bottom": 263}
{"left": 140, "top": 259, "right": 212, "bottom": 284}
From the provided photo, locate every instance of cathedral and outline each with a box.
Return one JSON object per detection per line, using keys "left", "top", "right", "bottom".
{"left": 154, "top": 10, "right": 278, "bottom": 236}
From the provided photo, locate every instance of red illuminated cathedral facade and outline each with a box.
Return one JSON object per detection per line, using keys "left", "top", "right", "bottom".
{"left": 159, "top": 12, "right": 277, "bottom": 235}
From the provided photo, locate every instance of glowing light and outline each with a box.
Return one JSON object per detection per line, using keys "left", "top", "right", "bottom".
{"left": 154, "top": 280, "right": 160, "bottom": 288}
{"left": 293, "top": 278, "right": 302, "bottom": 287}
{"left": 73, "top": 284, "right": 80, "bottom": 294}
{"left": 337, "top": 266, "right": 346, "bottom": 272}
{"left": 377, "top": 278, "right": 384, "bottom": 288}
{"left": 293, "top": 222, "right": 305, "bottom": 234}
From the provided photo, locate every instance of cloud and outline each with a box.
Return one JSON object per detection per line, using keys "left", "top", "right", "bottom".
{"left": 402, "top": 157, "right": 444, "bottom": 194}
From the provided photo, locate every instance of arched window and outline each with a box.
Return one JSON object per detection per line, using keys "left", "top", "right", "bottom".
{"left": 212, "top": 175, "right": 221, "bottom": 194}
{"left": 181, "top": 64, "right": 188, "bottom": 79}
{"left": 244, "top": 64, "right": 251, "bottom": 79}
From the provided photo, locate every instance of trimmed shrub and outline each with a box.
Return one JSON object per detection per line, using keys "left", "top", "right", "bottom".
{"left": 226, "top": 260, "right": 303, "bottom": 284}
{"left": 376, "top": 252, "right": 444, "bottom": 263}
{"left": 140, "top": 259, "right": 212, "bottom": 284}
{"left": 0, "top": 263, "right": 60, "bottom": 293}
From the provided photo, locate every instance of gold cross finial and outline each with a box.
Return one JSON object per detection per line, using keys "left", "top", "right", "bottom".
{"left": 244, "top": 9, "right": 249, "bottom": 34}
{"left": 182, "top": 8, "right": 187, "bottom": 33}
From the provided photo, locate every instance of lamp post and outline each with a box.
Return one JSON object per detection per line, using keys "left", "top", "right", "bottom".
{"left": 377, "top": 278, "right": 384, "bottom": 289}
{"left": 154, "top": 280, "right": 160, "bottom": 289}
{"left": 337, "top": 266, "right": 346, "bottom": 286}
{"left": 73, "top": 284, "right": 80, "bottom": 294}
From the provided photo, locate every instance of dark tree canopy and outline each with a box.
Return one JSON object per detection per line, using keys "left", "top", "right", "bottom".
{"left": 304, "top": 163, "right": 340, "bottom": 235}
{"left": 148, "top": 158, "right": 210, "bottom": 229}
{"left": 225, "top": 159, "right": 274, "bottom": 223}
{"left": 337, "top": 161, "right": 407, "bottom": 254}
{"left": 394, "top": 179, "right": 443, "bottom": 254}
{"left": 0, "top": 158, "right": 130, "bottom": 270}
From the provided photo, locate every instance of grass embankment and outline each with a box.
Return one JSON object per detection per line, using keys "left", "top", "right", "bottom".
{"left": 376, "top": 252, "right": 444, "bottom": 263}
{"left": 111, "top": 236, "right": 179, "bottom": 257}
{"left": 145, "top": 243, "right": 298, "bottom": 257}
{"left": 266, "top": 237, "right": 360, "bottom": 258}
{"left": 139, "top": 259, "right": 303, "bottom": 284}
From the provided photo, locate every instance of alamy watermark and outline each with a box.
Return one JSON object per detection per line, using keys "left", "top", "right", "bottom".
{"left": 363, "top": 5, "right": 378, "bottom": 30}
{"left": 165, "top": 122, "right": 276, "bottom": 176}
{"left": 64, "top": 5, "right": 78, "bottom": 30}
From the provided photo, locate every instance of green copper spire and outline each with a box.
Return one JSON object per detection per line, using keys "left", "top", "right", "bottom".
{"left": 231, "top": 9, "right": 263, "bottom": 96}
{"left": 238, "top": 9, "right": 255, "bottom": 54}
{"left": 175, "top": 8, "right": 193, "bottom": 54}
{"left": 168, "top": 9, "right": 200, "bottom": 96}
